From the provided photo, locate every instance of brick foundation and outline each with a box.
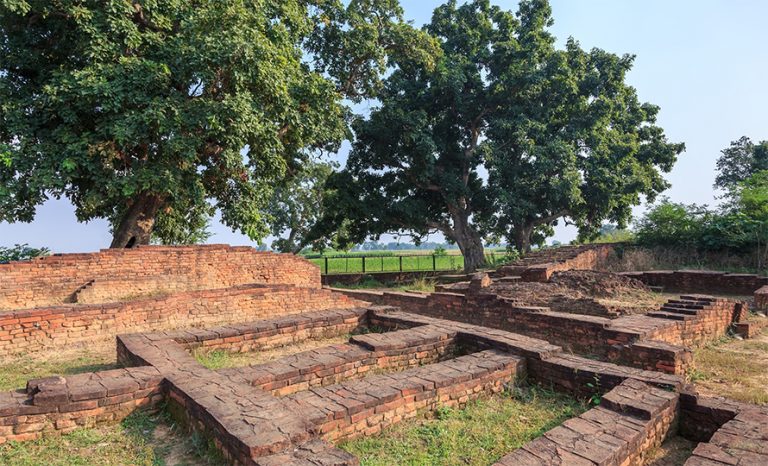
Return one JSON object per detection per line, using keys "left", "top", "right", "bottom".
{"left": 336, "top": 289, "right": 742, "bottom": 375}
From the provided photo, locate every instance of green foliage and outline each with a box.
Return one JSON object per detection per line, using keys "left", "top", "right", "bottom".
{"left": 714, "top": 136, "right": 768, "bottom": 193}
{"left": 312, "top": 0, "right": 681, "bottom": 271}
{"left": 636, "top": 171, "right": 768, "bottom": 269}
{"left": 0, "top": 243, "right": 50, "bottom": 262}
{"left": 583, "top": 224, "right": 634, "bottom": 244}
{"left": 634, "top": 200, "right": 708, "bottom": 249}
{"left": 267, "top": 158, "right": 337, "bottom": 253}
{"left": 0, "top": 0, "right": 438, "bottom": 246}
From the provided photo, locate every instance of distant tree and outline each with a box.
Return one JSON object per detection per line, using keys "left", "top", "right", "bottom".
{"left": 733, "top": 170, "right": 768, "bottom": 269}
{"left": 714, "top": 137, "right": 768, "bottom": 193}
{"left": 634, "top": 200, "right": 708, "bottom": 248}
{"left": 0, "top": 0, "right": 437, "bottom": 248}
{"left": 0, "top": 243, "right": 50, "bottom": 262}
{"left": 268, "top": 159, "right": 337, "bottom": 253}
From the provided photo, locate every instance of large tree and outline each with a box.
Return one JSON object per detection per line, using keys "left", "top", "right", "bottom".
{"left": 312, "top": 0, "right": 682, "bottom": 270}
{"left": 313, "top": 0, "right": 504, "bottom": 272}
{"left": 0, "top": 0, "right": 436, "bottom": 247}
{"left": 482, "top": 0, "right": 683, "bottom": 253}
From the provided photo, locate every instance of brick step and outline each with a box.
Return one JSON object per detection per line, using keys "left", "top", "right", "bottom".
{"left": 647, "top": 311, "right": 692, "bottom": 321}
{"left": 679, "top": 294, "right": 718, "bottom": 303}
{"left": 665, "top": 300, "right": 706, "bottom": 309}
{"left": 659, "top": 306, "right": 701, "bottom": 316}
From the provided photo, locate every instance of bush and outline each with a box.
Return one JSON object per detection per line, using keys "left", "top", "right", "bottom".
{"left": 0, "top": 243, "right": 50, "bottom": 263}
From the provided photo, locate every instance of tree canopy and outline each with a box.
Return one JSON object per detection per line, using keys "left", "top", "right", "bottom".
{"left": 266, "top": 158, "right": 338, "bottom": 253}
{"left": 714, "top": 136, "right": 768, "bottom": 193}
{"left": 311, "top": 0, "right": 683, "bottom": 271}
{"left": 0, "top": 0, "right": 437, "bottom": 247}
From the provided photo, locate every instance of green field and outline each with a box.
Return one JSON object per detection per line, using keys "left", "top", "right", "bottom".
{"left": 307, "top": 250, "right": 507, "bottom": 275}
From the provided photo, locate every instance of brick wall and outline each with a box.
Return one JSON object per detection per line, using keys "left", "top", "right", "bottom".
{"left": 496, "top": 379, "right": 679, "bottom": 466}
{"left": 0, "top": 245, "right": 321, "bottom": 310}
{"left": 287, "top": 350, "right": 524, "bottom": 442}
{"left": 0, "top": 367, "right": 164, "bottom": 444}
{"left": 621, "top": 270, "right": 768, "bottom": 295}
{"left": 0, "top": 285, "right": 363, "bottom": 357}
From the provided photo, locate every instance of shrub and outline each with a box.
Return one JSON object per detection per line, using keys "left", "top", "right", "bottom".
{"left": 0, "top": 243, "right": 50, "bottom": 263}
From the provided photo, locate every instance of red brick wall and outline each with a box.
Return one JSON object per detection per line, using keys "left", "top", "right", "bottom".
{"left": 0, "top": 285, "right": 363, "bottom": 356}
{"left": 621, "top": 270, "right": 768, "bottom": 295}
{"left": 0, "top": 367, "right": 164, "bottom": 445}
{"left": 0, "top": 245, "right": 321, "bottom": 310}
{"left": 520, "top": 244, "right": 615, "bottom": 281}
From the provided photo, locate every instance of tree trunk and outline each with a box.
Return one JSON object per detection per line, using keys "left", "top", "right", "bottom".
{"left": 110, "top": 193, "right": 164, "bottom": 248}
{"left": 450, "top": 212, "right": 486, "bottom": 273}
{"left": 513, "top": 224, "right": 533, "bottom": 255}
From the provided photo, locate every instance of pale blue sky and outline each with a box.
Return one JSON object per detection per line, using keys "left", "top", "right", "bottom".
{"left": 2, "top": 0, "right": 767, "bottom": 252}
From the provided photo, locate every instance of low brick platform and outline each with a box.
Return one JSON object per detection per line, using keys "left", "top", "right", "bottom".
{"left": 336, "top": 288, "right": 744, "bottom": 375}
{"left": 620, "top": 270, "right": 768, "bottom": 296}
{"left": 496, "top": 244, "right": 615, "bottom": 282}
{"left": 284, "top": 350, "right": 523, "bottom": 442}
{"left": 496, "top": 379, "right": 679, "bottom": 466}
{"left": 220, "top": 326, "right": 459, "bottom": 397}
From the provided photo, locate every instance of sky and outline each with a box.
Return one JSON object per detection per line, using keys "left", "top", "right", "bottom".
{"left": 2, "top": 0, "right": 768, "bottom": 253}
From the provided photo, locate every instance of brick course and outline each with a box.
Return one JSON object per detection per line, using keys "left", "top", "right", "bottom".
{"left": 621, "top": 270, "right": 768, "bottom": 295}
{"left": 0, "top": 245, "right": 320, "bottom": 310}
{"left": 0, "top": 285, "right": 362, "bottom": 356}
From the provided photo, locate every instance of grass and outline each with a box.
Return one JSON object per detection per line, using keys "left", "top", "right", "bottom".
{"left": 690, "top": 330, "right": 768, "bottom": 404}
{"left": 193, "top": 334, "right": 352, "bottom": 370}
{"left": 0, "top": 342, "right": 119, "bottom": 391}
{"left": 308, "top": 250, "right": 511, "bottom": 275}
{"left": 339, "top": 385, "right": 587, "bottom": 466}
{"left": 0, "top": 408, "right": 224, "bottom": 466}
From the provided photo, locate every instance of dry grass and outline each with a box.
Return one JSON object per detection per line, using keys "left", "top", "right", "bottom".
{"left": 690, "top": 330, "right": 768, "bottom": 404}
{"left": 193, "top": 334, "right": 352, "bottom": 370}
{"left": 0, "top": 341, "right": 119, "bottom": 391}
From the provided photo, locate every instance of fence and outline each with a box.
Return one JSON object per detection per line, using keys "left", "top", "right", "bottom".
{"left": 306, "top": 253, "right": 501, "bottom": 275}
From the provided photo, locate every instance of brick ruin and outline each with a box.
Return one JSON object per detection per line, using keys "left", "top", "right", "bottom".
{"left": 0, "top": 244, "right": 766, "bottom": 465}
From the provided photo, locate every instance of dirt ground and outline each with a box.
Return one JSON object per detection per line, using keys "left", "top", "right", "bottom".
{"left": 483, "top": 270, "right": 666, "bottom": 317}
